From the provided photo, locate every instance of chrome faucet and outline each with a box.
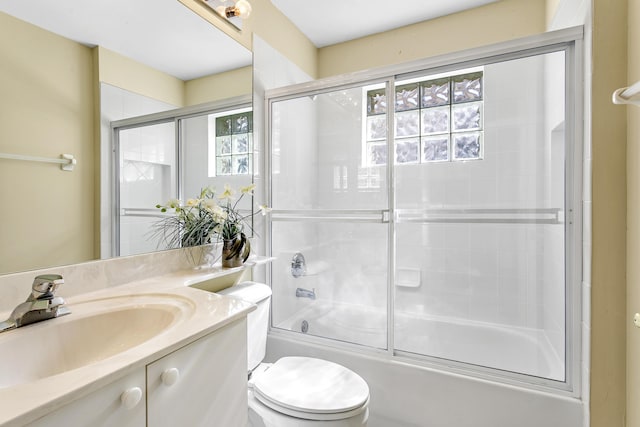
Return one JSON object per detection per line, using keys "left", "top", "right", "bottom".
{"left": 0, "top": 274, "right": 71, "bottom": 332}
{"left": 291, "top": 252, "right": 307, "bottom": 278}
{"left": 295, "top": 287, "right": 316, "bottom": 300}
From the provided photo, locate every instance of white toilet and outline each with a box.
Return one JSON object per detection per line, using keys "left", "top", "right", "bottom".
{"left": 218, "top": 282, "right": 370, "bottom": 427}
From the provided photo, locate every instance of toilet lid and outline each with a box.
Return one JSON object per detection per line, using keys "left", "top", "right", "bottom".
{"left": 253, "top": 357, "right": 369, "bottom": 421}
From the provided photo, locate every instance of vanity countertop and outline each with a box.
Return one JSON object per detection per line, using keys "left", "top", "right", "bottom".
{"left": 0, "top": 261, "right": 264, "bottom": 427}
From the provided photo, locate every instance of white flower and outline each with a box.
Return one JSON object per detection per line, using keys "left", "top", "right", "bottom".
{"left": 240, "top": 183, "right": 256, "bottom": 194}
{"left": 186, "top": 198, "right": 199, "bottom": 207}
{"left": 203, "top": 198, "right": 218, "bottom": 212}
{"left": 219, "top": 184, "right": 235, "bottom": 200}
{"left": 211, "top": 205, "right": 228, "bottom": 222}
{"left": 201, "top": 186, "right": 215, "bottom": 198}
{"left": 167, "top": 198, "right": 181, "bottom": 209}
{"left": 259, "top": 204, "right": 272, "bottom": 216}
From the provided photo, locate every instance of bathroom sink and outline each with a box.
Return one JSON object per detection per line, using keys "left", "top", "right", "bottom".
{"left": 0, "top": 293, "right": 195, "bottom": 389}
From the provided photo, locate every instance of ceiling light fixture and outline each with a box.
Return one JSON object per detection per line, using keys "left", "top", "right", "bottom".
{"left": 225, "top": 0, "right": 251, "bottom": 18}
{"left": 202, "top": 0, "right": 252, "bottom": 20}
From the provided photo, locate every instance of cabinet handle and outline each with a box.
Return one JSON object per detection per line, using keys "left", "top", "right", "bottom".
{"left": 161, "top": 368, "right": 180, "bottom": 386}
{"left": 120, "top": 387, "right": 143, "bottom": 409}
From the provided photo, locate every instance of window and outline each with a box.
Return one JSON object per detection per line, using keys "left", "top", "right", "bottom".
{"left": 365, "top": 70, "right": 483, "bottom": 165}
{"left": 209, "top": 109, "right": 253, "bottom": 176}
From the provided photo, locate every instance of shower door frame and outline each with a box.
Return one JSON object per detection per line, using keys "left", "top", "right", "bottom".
{"left": 265, "top": 26, "right": 584, "bottom": 396}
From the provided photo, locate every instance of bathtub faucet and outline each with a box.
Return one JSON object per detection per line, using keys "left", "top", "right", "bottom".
{"left": 296, "top": 287, "right": 316, "bottom": 300}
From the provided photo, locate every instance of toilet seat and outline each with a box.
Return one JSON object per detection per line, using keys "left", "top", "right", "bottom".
{"left": 252, "top": 357, "right": 370, "bottom": 421}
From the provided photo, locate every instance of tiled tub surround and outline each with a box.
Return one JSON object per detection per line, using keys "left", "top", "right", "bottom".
{"left": 0, "top": 247, "right": 260, "bottom": 426}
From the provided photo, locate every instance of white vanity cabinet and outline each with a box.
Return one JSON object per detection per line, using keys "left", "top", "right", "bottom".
{"left": 25, "top": 318, "right": 248, "bottom": 427}
{"left": 147, "top": 318, "right": 248, "bottom": 427}
{"left": 26, "top": 369, "right": 146, "bottom": 427}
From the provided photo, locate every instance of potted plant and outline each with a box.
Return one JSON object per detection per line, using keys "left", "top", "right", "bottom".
{"left": 153, "top": 184, "right": 268, "bottom": 268}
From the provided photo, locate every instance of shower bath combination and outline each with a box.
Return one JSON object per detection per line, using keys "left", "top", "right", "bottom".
{"left": 266, "top": 35, "right": 581, "bottom": 395}
{"left": 261, "top": 23, "right": 586, "bottom": 424}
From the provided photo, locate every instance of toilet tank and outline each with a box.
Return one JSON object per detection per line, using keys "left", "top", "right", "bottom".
{"left": 217, "top": 281, "right": 272, "bottom": 372}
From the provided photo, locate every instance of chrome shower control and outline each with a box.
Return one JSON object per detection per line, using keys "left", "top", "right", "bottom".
{"left": 291, "top": 252, "right": 306, "bottom": 278}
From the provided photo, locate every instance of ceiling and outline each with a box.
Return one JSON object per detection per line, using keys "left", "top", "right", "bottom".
{"left": 0, "top": 0, "right": 252, "bottom": 81}
{"left": 270, "top": 0, "right": 499, "bottom": 48}
{"left": 0, "top": 0, "right": 497, "bottom": 80}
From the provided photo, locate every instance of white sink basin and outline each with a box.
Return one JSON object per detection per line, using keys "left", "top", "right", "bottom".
{"left": 0, "top": 293, "right": 195, "bottom": 389}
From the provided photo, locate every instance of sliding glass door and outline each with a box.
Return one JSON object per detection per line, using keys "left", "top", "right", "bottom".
{"left": 116, "top": 120, "right": 177, "bottom": 257}
{"left": 267, "top": 34, "right": 580, "bottom": 389}
{"left": 393, "top": 51, "right": 568, "bottom": 382}
{"left": 269, "top": 83, "right": 390, "bottom": 349}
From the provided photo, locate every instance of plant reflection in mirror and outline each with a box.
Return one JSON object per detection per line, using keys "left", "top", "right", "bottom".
{"left": 152, "top": 184, "right": 269, "bottom": 264}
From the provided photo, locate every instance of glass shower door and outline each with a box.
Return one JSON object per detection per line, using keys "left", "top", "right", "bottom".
{"left": 267, "top": 38, "right": 579, "bottom": 390}
{"left": 269, "top": 83, "right": 390, "bottom": 349}
{"left": 114, "top": 103, "right": 254, "bottom": 258}
{"left": 393, "top": 51, "right": 568, "bottom": 381}
{"left": 116, "top": 120, "right": 177, "bottom": 257}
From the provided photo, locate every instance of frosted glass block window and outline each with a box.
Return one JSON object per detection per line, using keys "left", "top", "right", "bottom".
{"left": 453, "top": 132, "right": 482, "bottom": 160}
{"left": 421, "top": 107, "right": 450, "bottom": 134}
{"left": 395, "top": 83, "right": 420, "bottom": 111}
{"left": 233, "top": 155, "right": 250, "bottom": 174}
{"left": 213, "top": 110, "right": 253, "bottom": 175}
{"left": 217, "top": 157, "right": 233, "bottom": 175}
{"left": 216, "top": 136, "right": 232, "bottom": 155}
{"left": 367, "top": 115, "right": 387, "bottom": 140}
{"left": 396, "top": 110, "right": 420, "bottom": 137}
{"left": 396, "top": 138, "right": 420, "bottom": 164}
{"left": 367, "top": 88, "right": 387, "bottom": 115}
{"left": 365, "top": 70, "right": 483, "bottom": 165}
{"left": 422, "top": 136, "right": 450, "bottom": 162}
{"left": 421, "top": 78, "right": 450, "bottom": 107}
{"left": 369, "top": 143, "right": 388, "bottom": 165}
{"left": 232, "top": 134, "right": 249, "bottom": 153}
{"left": 452, "top": 102, "right": 482, "bottom": 132}
{"left": 452, "top": 72, "right": 483, "bottom": 103}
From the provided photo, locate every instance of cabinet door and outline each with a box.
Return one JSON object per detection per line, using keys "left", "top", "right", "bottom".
{"left": 147, "top": 318, "right": 248, "bottom": 427}
{"left": 27, "top": 369, "right": 146, "bottom": 427}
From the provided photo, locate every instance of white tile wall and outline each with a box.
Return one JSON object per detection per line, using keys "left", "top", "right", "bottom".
{"left": 99, "top": 83, "right": 177, "bottom": 259}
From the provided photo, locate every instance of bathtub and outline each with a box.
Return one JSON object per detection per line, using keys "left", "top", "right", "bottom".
{"left": 269, "top": 300, "right": 581, "bottom": 427}
{"left": 275, "top": 300, "right": 563, "bottom": 380}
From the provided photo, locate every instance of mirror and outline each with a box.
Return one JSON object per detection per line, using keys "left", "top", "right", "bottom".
{"left": 0, "top": 0, "right": 252, "bottom": 275}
